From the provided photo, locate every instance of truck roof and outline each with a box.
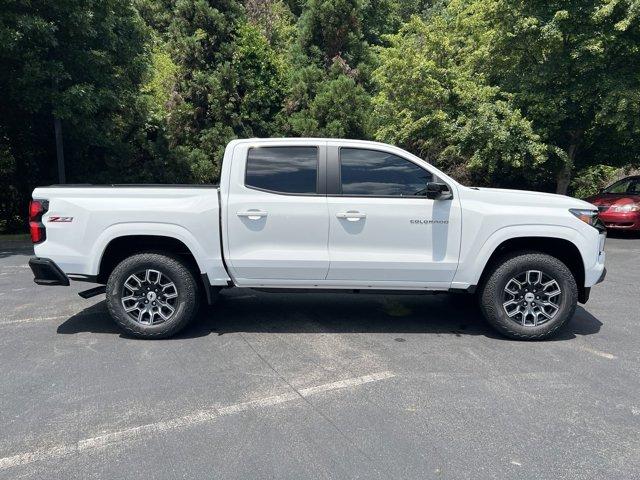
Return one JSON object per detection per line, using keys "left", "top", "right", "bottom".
{"left": 42, "top": 184, "right": 218, "bottom": 188}
{"left": 228, "top": 137, "right": 397, "bottom": 148}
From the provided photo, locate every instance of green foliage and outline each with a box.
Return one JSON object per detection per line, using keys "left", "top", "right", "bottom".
{"left": 570, "top": 164, "right": 622, "bottom": 198}
{"left": 373, "top": 0, "right": 640, "bottom": 192}
{"left": 0, "top": 130, "right": 20, "bottom": 232}
{"left": 0, "top": 0, "right": 153, "bottom": 231}
{"left": 298, "top": 0, "right": 366, "bottom": 66}
{"left": 245, "top": 0, "right": 297, "bottom": 50}
{"left": 373, "top": 16, "right": 547, "bottom": 187}
{"left": 455, "top": 0, "right": 640, "bottom": 193}
{"left": 2, "top": 0, "right": 640, "bottom": 231}
{"left": 288, "top": 73, "right": 373, "bottom": 137}
{"left": 232, "top": 23, "right": 288, "bottom": 137}
{"left": 142, "top": 46, "right": 180, "bottom": 119}
{"left": 160, "top": 2, "right": 287, "bottom": 181}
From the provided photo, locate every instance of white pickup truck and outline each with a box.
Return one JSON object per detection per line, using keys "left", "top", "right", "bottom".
{"left": 28, "top": 138, "right": 606, "bottom": 340}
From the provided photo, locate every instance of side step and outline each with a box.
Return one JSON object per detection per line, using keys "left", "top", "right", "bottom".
{"left": 78, "top": 285, "right": 106, "bottom": 299}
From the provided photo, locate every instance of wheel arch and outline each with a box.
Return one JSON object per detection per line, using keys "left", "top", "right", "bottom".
{"left": 476, "top": 236, "right": 587, "bottom": 302}
{"left": 97, "top": 235, "right": 201, "bottom": 284}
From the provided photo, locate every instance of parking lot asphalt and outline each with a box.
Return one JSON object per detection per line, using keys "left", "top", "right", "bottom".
{"left": 0, "top": 234, "right": 639, "bottom": 479}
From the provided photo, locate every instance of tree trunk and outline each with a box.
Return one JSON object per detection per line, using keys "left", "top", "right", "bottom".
{"left": 54, "top": 115, "right": 65, "bottom": 184}
{"left": 555, "top": 131, "right": 581, "bottom": 195}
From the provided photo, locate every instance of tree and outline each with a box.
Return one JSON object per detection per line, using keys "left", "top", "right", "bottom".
{"left": 298, "top": 0, "right": 366, "bottom": 67}
{"left": 0, "top": 0, "right": 152, "bottom": 230}
{"left": 374, "top": 0, "right": 640, "bottom": 192}
{"left": 3, "top": 0, "right": 640, "bottom": 231}
{"left": 373, "top": 16, "right": 547, "bottom": 187}
{"left": 288, "top": 69, "right": 373, "bottom": 137}
{"left": 455, "top": 0, "right": 640, "bottom": 193}
{"left": 244, "top": 0, "right": 297, "bottom": 49}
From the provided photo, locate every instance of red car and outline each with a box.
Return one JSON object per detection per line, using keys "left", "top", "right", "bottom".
{"left": 586, "top": 176, "right": 640, "bottom": 231}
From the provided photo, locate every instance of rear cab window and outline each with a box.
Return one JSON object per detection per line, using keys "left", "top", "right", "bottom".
{"left": 245, "top": 146, "right": 318, "bottom": 195}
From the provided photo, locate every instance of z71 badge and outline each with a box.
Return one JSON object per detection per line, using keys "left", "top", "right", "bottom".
{"left": 48, "top": 216, "right": 74, "bottom": 223}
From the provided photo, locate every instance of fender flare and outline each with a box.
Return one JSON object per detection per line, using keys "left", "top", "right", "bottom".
{"left": 89, "top": 223, "right": 208, "bottom": 276}
{"left": 453, "top": 224, "right": 588, "bottom": 288}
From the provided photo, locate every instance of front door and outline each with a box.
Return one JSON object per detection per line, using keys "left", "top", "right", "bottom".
{"left": 326, "top": 145, "right": 461, "bottom": 287}
{"left": 225, "top": 142, "right": 330, "bottom": 284}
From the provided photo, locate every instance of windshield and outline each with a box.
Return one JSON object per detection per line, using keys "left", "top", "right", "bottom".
{"left": 603, "top": 178, "right": 640, "bottom": 194}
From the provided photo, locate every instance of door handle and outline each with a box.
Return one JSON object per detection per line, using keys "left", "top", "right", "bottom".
{"left": 237, "top": 210, "right": 268, "bottom": 220}
{"left": 336, "top": 211, "right": 366, "bottom": 221}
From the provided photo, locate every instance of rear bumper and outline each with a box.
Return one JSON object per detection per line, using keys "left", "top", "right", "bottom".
{"left": 28, "top": 257, "right": 70, "bottom": 286}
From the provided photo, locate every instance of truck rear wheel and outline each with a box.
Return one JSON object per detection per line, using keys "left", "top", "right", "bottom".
{"left": 106, "top": 252, "right": 199, "bottom": 339}
{"left": 479, "top": 252, "right": 578, "bottom": 340}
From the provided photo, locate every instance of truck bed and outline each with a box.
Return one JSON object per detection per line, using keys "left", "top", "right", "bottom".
{"left": 32, "top": 185, "right": 230, "bottom": 285}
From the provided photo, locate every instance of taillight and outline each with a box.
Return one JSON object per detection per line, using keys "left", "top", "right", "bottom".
{"left": 29, "top": 199, "right": 48, "bottom": 244}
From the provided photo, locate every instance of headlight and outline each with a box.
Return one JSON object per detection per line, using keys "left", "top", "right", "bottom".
{"left": 611, "top": 203, "right": 640, "bottom": 213}
{"left": 569, "top": 208, "right": 599, "bottom": 227}
{"left": 569, "top": 208, "right": 606, "bottom": 234}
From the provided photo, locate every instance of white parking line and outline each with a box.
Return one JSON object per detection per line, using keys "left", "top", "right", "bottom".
{"left": 575, "top": 345, "right": 617, "bottom": 360}
{"left": 0, "top": 312, "right": 104, "bottom": 327}
{"left": 0, "top": 371, "right": 395, "bottom": 470}
{"left": 0, "top": 315, "right": 69, "bottom": 326}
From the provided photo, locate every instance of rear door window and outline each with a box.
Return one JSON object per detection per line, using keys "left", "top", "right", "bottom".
{"left": 245, "top": 146, "right": 318, "bottom": 194}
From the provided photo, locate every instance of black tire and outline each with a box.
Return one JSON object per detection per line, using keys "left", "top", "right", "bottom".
{"left": 478, "top": 251, "right": 578, "bottom": 340}
{"left": 106, "top": 252, "right": 200, "bottom": 339}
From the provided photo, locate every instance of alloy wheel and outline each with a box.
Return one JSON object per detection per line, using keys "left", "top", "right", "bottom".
{"left": 502, "top": 270, "right": 562, "bottom": 327}
{"left": 121, "top": 269, "right": 178, "bottom": 325}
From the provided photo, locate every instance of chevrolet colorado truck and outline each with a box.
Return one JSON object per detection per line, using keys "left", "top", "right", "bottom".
{"left": 28, "top": 138, "right": 607, "bottom": 340}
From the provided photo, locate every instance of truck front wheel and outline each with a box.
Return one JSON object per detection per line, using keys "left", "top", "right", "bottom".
{"left": 479, "top": 252, "right": 578, "bottom": 340}
{"left": 106, "top": 252, "right": 199, "bottom": 339}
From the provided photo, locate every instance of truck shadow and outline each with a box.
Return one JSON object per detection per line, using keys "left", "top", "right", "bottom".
{"left": 606, "top": 230, "right": 640, "bottom": 240}
{"left": 57, "top": 289, "right": 603, "bottom": 341}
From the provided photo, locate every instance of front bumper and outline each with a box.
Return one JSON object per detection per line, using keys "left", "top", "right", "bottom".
{"left": 580, "top": 267, "right": 606, "bottom": 304}
{"left": 28, "top": 257, "right": 70, "bottom": 286}
{"left": 598, "top": 211, "right": 640, "bottom": 230}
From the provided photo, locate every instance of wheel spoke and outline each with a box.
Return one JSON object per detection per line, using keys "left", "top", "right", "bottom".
{"left": 505, "top": 306, "right": 521, "bottom": 318}
{"left": 526, "top": 270, "right": 542, "bottom": 285}
{"left": 540, "top": 299, "right": 559, "bottom": 308}
{"left": 124, "top": 275, "right": 142, "bottom": 293}
{"left": 123, "top": 304, "right": 140, "bottom": 313}
{"left": 504, "top": 284, "right": 519, "bottom": 296}
{"left": 148, "top": 308, "right": 156, "bottom": 325}
{"left": 157, "top": 301, "right": 175, "bottom": 320}
{"left": 150, "top": 270, "right": 161, "bottom": 285}
{"left": 537, "top": 308, "right": 553, "bottom": 319}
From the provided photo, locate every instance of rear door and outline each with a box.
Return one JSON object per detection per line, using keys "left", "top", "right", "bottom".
{"left": 325, "top": 142, "right": 461, "bottom": 287}
{"left": 224, "top": 141, "right": 330, "bottom": 284}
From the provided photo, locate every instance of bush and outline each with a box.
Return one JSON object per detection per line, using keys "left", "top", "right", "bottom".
{"left": 570, "top": 165, "right": 621, "bottom": 199}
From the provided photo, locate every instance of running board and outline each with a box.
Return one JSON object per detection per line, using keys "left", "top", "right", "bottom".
{"left": 78, "top": 285, "right": 106, "bottom": 299}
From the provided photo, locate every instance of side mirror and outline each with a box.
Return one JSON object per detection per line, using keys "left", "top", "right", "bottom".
{"left": 426, "top": 182, "right": 452, "bottom": 200}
